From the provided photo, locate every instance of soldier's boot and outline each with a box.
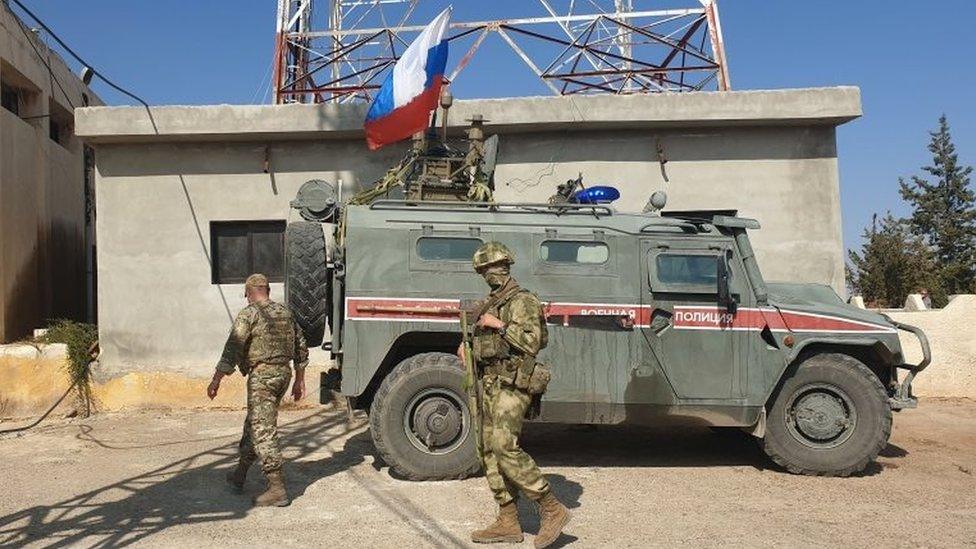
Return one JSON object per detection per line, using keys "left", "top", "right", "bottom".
{"left": 534, "top": 492, "right": 571, "bottom": 549}
{"left": 470, "top": 501, "right": 524, "bottom": 544}
{"left": 253, "top": 471, "right": 290, "bottom": 507}
{"left": 225, "top": 459, "right": 252, "bottom": 492}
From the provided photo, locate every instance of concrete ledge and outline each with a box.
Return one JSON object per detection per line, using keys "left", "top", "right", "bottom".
{"left": 887, "top": 295, "right": 976, "bottom": 399}
{"left": 75, "top": 87, "right": 862, "bottom": 144}
{"left": 0, "top": 355, "right": 330, "bottom": 418}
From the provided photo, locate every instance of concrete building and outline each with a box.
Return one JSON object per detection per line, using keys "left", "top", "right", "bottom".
{"left": 75, "top": 87, "right": 861, "bottom": 381}
{"left": 0, "top": 3, "right": 100, "bottom": 342}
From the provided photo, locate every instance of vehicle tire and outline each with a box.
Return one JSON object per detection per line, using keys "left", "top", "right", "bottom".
{"left": 763, "top": 352, "right": 891, "bottom": 476}
{"left": 369, "top": 352, "right": 480, "bottom": 481}
{"left": 284, "top": 221, "right": 332, "bottom": 347}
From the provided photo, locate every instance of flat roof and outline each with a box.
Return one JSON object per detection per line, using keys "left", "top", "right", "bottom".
{"left": 75, "top": 87, "right": 861, "bottom": 145}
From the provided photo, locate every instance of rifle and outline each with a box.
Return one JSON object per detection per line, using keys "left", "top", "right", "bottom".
{"left": 459, "top": 309, "right": 483, "bottom": 463}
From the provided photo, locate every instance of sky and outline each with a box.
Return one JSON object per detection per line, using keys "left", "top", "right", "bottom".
{"left": 13, "top": 1, "right": 975, "bottom": 254}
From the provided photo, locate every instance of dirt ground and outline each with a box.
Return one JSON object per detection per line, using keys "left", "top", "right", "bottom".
{"left": 1, "top": 399, "right": 974, "bottom": 548}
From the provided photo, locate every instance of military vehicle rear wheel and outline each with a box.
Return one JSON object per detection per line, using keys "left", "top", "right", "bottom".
{"left": 369, "top": 352, "right": 480, "bottom": 481}
{"left": 763, "top": 352, "right": 891, "bottom": 476}
{"left": 284, "top": 221, "right": 332, "bottom": 346}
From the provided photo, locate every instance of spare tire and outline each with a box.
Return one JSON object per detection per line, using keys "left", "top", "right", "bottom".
{"left": 285, "top": 221, "right": 333, "bottom": 346}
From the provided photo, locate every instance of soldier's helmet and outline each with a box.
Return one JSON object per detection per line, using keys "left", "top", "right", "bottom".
{"left": 472, "top": 242, "right": 515, "bottom": 271}
{"left": 245, "top": 273, "right": 270, "bottom": 289}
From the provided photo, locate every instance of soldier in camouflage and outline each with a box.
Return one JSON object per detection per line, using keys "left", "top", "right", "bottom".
{"left": 206, "top": 273, "right": 309, "bottom": 507}
{"left": 465, "top": 242, "right": 572, "bottom": 548}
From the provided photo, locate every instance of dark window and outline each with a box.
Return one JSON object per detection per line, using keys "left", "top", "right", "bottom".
{"left": 416, "top": 237, "right": 483, "bottom": 261}
{"left": 210, "top": 221, "right": 286, "bottom": 284}
{"left": 540, "top": 240, "right": 609, "bottom": 264}
{"left": 49, "top": 118, "right": 61, "bottom": 144}
{"left": 1, "top": 84, "right": 19, "bottom": 116}
{"left": 656, "top": 254, "right": 718, "bottom": 287}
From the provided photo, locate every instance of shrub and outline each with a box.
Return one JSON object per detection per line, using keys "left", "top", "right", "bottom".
{"left": 35, "top": 320, "right": 98, "bottom": 416}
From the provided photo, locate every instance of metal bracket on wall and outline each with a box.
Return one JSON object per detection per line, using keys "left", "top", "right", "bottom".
{"left": 655, "top": 136, "right": 669, "bottom": 182}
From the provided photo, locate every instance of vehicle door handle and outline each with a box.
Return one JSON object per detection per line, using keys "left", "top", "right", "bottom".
{"left": 650, "top": 309, "right": 672, "bottom": 335}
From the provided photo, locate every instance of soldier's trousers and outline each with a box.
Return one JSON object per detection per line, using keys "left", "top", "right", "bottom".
{"left": 481, "top": 376, "right": 550, "bottom": 506}
{"left": 239, "top": 362, "right": 292, "bottom": 474}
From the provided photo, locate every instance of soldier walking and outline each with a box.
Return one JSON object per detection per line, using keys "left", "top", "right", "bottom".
{"left": 464, "top": 242, "right": 572, "bottom": 548}
{"left": 206, "top": 273, "right": 308, "bottom": 507}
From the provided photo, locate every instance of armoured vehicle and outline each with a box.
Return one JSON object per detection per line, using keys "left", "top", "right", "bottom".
{"left": 282, "top": 105, "right": 929, "bottom": 479}
{"left": 284, "top": 193, "right": 930, "bottom": 480}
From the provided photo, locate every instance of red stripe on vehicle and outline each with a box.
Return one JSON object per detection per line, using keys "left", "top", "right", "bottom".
{"left": 672, "top": 306, "right": 769, "bottom": 331}
{"left": 543, "top": 303, "right": 646, "bottom": 327}
{"left": 776, "top": 310, "right": 896, "bottom": 333}
{"left": 345, "top": 298, "right": 893, "bottom": 333}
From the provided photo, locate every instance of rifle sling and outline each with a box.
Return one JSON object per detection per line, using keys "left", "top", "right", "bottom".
{"left": 474, "top": 279, "right": 523, "bottom": 321}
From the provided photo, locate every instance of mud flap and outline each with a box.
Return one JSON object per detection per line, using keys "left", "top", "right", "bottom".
{"left": 742, "top": 408, "right": 766, "bottom": 438}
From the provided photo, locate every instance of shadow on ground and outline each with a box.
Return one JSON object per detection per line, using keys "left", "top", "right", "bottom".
{"left": 519, "top": 423, "right": 908, "bottom": 478}
{"left": 0, "top": 407, "right": 911, "bottom": 547}
{"left": 0, "top": 407, "right": 366, "bottom": 548}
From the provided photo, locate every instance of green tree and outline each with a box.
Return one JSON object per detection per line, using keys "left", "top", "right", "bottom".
{"left": 899, "top": 115, "right": 976, "bottom": 295}
{"left": 847, "top": 213, "right": 942, "bottom": 308}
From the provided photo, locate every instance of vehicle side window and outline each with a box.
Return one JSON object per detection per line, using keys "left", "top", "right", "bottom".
{"left": 540, "top": 240, "right": 609, "bottom": 264}
{"left": 655, "top": 254, "right": 718, "bottom": 289}
{"left": 416, "top": 237, "right": 483, "bottom": 262}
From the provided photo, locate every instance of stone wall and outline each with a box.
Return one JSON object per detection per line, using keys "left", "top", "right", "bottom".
{"left": 0, "top": 344, "right": 324, "bottom": 418}
{"left": 871, "top": 295, "right": 976, "bottom": 399}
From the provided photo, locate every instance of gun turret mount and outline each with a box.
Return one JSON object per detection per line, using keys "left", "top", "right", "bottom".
{"left": 349, "top": 90, "right": 495, "bottom": 205}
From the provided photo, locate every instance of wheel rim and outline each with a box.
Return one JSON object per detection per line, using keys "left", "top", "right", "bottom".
{"left": 785, "top": 383, "right": 858, "bottom": 449}
{"left": 403, "top": 388, "right": 469, "bottom": 456}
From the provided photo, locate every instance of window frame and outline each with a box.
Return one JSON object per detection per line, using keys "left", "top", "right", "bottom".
{"left": 648, "top": 250, "right": 726, "bottom": 295}
{"left": 655, "top": 253, "right": 720, "bottom": 288}
{"left": 538, "top": 239, "right": 611, "bottom": 266}
{"left": 415, "top": 235, "right": 485, "bottom": 263}
{"left": 209, "top": 220, "right": 286, "bottom": 285}
{"left": 409, "top": 232, "right": 486, "bottom": 273}
{"left": 531, "top": 232, "right": 617, "bottom": 278}
{"left": 1, "top": 83, "right": 20, "bottom": 116}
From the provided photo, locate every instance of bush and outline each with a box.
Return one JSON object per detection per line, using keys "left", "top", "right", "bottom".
{"left": 35, "top": 320, "right": 98, "bottom": 416}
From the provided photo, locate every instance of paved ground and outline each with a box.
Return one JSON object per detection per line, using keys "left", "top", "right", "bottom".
{"left": 1, "top": 398, "right": 974, "bottom": 548}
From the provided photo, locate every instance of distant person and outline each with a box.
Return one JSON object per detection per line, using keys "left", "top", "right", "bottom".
{"left": 207, "top": 273, "right": 308, "bottom": 507}
{"left": 463, "top": 242, "right": 571, "bottom": 548}
{"left": 918, "top": 287, "right": 932, "bottom": 309}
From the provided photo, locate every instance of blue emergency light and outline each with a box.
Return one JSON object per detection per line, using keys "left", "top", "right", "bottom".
{"left": 572, "top": 186, "right": 620, "bottom": 204}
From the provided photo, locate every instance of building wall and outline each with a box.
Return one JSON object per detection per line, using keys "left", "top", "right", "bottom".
{"left": 871, "top": 295, "right": 976, "bottom": 399}
{"left": 0, "top": 3, "right": 99, "bottom": 342}
{"left": 79, "top": 89, "right": 859, "bottom": 377}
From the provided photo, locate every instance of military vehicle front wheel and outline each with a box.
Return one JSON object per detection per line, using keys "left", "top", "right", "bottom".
{"left": 763, "top": 352, "right": 891, "bottom": 476}
{"left": 369, "top": 352, "right": 480, "bottom": 481}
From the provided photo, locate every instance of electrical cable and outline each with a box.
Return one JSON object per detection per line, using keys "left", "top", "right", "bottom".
{"left": 9, "top": 11, "right": 75, "bottom": 109}
{"left": 0, "top": 343, "right": 99, "bottom": 435}
{"left": 0, "top": 381, "right": 77, "bottom": 435}
{"left": 10, "top": 0, "right": 151, "bottom": 108}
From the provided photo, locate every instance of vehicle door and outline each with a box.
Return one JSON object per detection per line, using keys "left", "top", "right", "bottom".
{"left": 528, "top": 231, "right": 633, "bottom": 423}
{"left": 636, "top": 237, "right": 747, "bottom": 401}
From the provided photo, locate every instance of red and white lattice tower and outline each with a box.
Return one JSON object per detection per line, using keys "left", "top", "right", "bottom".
{"left": 272, "top": 0, "right": 730, "bottom": 104}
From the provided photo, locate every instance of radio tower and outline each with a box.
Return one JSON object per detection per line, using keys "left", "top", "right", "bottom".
{"left": 272, "top": 1, "right": 730, "bottom": 104}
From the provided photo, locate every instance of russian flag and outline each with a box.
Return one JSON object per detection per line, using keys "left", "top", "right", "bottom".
{"left": 364, "top": 8, "right": 451, "bottom": 150}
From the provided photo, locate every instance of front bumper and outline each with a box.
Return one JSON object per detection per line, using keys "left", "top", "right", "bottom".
{"left": 885, "top": 319, "right": 932, "bottom": 410}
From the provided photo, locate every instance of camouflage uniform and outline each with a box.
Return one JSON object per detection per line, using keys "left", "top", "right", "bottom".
{"left": 470, "top": 243, "right": 572, "bottom": 547}
{"left": 217, "top": 298, "right": 308, "bottom": 474}
{"left": 472, "top": 261, "right": 550, "bottom": 506}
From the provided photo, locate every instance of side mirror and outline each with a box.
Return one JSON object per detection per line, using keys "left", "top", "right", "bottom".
{"left": 717, "top": 257, "right": 737, "bottom": 314}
